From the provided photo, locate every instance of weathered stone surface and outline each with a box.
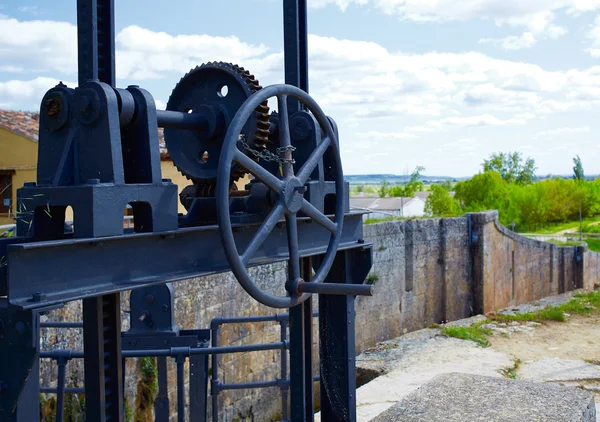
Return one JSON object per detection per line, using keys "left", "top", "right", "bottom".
{"left": 519, "top": 358, "right": 600, "bottom": 383}
{"left": 352, "top": 334, "right": 515, "bottom": 421}
{"left": 371, "top": 372, "right": 597, "bottom": 422}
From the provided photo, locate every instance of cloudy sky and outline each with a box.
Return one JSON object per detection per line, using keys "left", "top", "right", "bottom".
{"left": 2, "top": 0, "right": 600, "bottom": 177}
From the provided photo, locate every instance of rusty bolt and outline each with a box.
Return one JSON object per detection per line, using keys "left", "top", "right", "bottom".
{"left": 46, "top": 98, "right": 60, "bottom": 118}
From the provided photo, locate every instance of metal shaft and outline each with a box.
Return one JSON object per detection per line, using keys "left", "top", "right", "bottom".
{"left": 298, "top": 282, "right": 374, "bottom": 296}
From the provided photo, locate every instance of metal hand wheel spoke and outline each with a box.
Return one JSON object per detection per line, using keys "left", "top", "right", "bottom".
{"left": 276, "top": 94, "right": 294, "bottom": 177}
{"left": 296, "top": 136, "right": 331, "bottom": 184}
{"left": 217, "top": 84, "right": 345, "bottom": 308}
{"left": 241, "top": 200, "right": 286, "bottom": 266}
{"left": 300, "top": 199, "right": 337, "bottom": 233}
{"left": 285, "top": 213, "right": 301, "bottom": 282}
{"left": 233, "top": 149, "right": 283, "bottom": 194}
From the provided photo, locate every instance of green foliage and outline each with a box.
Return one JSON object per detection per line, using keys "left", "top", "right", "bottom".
{"left": 389, "top": 166, "right": 425, "bottom": 198}
{"left": 585, "top": 238, "right": 600, "bottom": 253}
{"left": 440, "top": 180, "right": 454, "bottom": 191}
{"left": 454, "top": 171, "right": 509, "bottom": 213}
{"left": 441, "top": 323, "right": 493, "bottom": 347}
{"left": 366, "top": 273, "right": 379, "bottom": 284}
{"left": 424, "top": 185, "right": 461, "bottom": 217}
{"left": 483, "top": 151, "right": 537, "bottom": 185}
{"left": 135, "top": 357, "right": 159, "bottom": 422}
{"left": 377, "top": 180, "right": 389, "bottom": 198}
{"left": 573, "top": 155, "right": 585, "bottom": 182}
{"left": 454, "top": 168, "right": 600, "bottom": 232}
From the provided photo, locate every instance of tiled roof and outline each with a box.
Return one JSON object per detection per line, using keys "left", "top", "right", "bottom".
{"left": 0, "top": 109, "right": 171, "bottom": 160}
{"left": 0, "top": 109, "right": 40, "bottom": 142}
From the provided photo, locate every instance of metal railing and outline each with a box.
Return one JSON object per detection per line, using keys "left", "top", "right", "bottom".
{"left": 39, "top": 312, "right": 320, "bottom": 422}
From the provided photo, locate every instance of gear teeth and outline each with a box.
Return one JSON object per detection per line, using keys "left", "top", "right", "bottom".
{"left": 166, "top": 61, "right": 272, "bottom": 188}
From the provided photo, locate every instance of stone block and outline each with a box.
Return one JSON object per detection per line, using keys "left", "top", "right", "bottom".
{"left": 371, "top": 372, "right": 596, "bottom": 422}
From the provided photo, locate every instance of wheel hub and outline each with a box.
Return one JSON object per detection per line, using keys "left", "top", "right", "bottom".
{"left": 282, "top": 177, "right": 305, "bottom": 213}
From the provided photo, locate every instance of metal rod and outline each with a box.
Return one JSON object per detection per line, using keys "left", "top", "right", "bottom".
{"left": 40, "top": 387, "right": 85, "bottom": 394}
{"left": 41, "top": 341, "right": 288, "bottom": 360}
{"left": 175, "top": 355, "right": 186, "bottom": 422}
{"left": 55, "top": 359, "right": 67, "bottom": 422}
{"left": 298, "top": 282, "right": 374, "bottom": 296}
{"left": 280, "top": 318, "right": 289, "bottom": 421}
{"left": 211, "top": 314, "right": 288, "bottom": 328}
{"left": 219, "top": 380, "right": 282, "bottom": 391}
{"left": 211, "top": 325, "right": 220, "bottom": 422}
{"left": 40, "top": 322, "right": 84, "bottom": 328}
{"left": 156, "top": 110, "right": 209, "bottom": 131}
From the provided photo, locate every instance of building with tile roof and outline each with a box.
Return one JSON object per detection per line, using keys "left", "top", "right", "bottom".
{"left": 0, "top": 109, "right": 247, "bottom": 226}
{"left": 349, "top": 196, "right": 427, "bottom": 220}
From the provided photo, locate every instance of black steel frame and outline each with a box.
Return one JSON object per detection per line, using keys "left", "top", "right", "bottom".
{"left": 0, "top": 1, "right": 374, "bottom": 421}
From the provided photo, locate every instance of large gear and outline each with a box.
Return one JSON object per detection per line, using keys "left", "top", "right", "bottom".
{"left": 164, "top": 62, "right": 271, "bottom": 188}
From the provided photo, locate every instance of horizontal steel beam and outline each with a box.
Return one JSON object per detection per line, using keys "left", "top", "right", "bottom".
{"left": 1, "top": 212, "right": 371, "bottom": 310}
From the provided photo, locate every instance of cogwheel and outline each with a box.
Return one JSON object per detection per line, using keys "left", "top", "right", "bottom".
{"left": 163, "top": 61, "right": 271, "bottom": 190}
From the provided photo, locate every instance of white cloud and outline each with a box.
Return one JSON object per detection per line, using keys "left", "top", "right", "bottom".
{"left": 4, "top": 17, "right": 600, "bottom": 154}
{"left": 309, "top": 0, "right": 600, "bottom": 24}
{"left": 18, "top": 6, "right": 40, "bottom": 14}
{"left": 586, "top": 14, "right": 600, "bottom": 56}
{"left": 479, "top": 11, "right": 568, "bottom": 50}
{"left": 356, "top": 130, "right": 417, "bottom": 139}
{"left": 0, "top": 16, "right": 77, "bottom": 74}
{"left": 0, "top": 77, "right": 76, "bottom": 110}
{"left": 410, "top": 114, "right": 530, "bottom": 132}
{"left": 115, "top": 25, "right": 272, "bottom": 80}
{"left": 534, "top": 126, "right": 591, "bottom": 138}
{"left": 311, "top": 0, "right": 584, "bottom": 49}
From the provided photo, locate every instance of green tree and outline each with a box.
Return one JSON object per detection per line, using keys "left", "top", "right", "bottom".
{"left": 389, "top": 166, "right": 425, "bottom": 198}
{"left": 573, "top": 155, "right": 584, "bottom": 182}
{"left": 483, "top": 151, "right": 537, "bottom": 185}
{"left": 440, "top": 180, "right": 454, "bottom": 192}
{"left": 378, "top": 180, "right": 389, "bottom": 198}
{"left": 573, "top": 155, "right": 585, "bottom": 239}
{"left": 454, "top": 171, "right": 509, "bottom": 214}
{"left": 424, "top": 185, "right": 461, "bottom": 217}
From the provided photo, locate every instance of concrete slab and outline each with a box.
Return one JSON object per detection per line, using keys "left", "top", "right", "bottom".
{"left": 519, "top": 358, "right": 600, "bottom": 383}
{"left": 353, "top": 335, "right": 514, "bottom": 421}
{"left": 371, "top": 372, "right": 597, "bottom": 422}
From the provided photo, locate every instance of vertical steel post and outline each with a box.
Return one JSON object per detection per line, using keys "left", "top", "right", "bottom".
{"left": 154, "top": 357, "right": 170, "bottom": 422}
{"left": 83, "top": 294, "right": 124, "bottom": 422}
{"left": 289, "top": 258, "right": 314, "bottom": 422}
{"left": 280, "top": 318, "right": 289, "bottom": 420}
{"left": 55, "top": 357, "right": 68, "bottom": 422}
{"left": 77, "top": 1, "right": 122, "bottom": 421}
{"left": 283, "top": 0, "right": 309, "bottom": 112}
{"left": 318, "top": 251, "right": 357, "bottom": 422}
{"left": 16, "top": 346, "right": 40, "bottom": 422}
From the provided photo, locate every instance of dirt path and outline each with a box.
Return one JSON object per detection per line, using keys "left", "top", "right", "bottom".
{"left": 488, "top": 315, "right": 600, "bottom": 362}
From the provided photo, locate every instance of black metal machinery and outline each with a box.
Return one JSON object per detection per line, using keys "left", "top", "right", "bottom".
{"left": 0, "top": 1, "right": 374, "bottom": 421}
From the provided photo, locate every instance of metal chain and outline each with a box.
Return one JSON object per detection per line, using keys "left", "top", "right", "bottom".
{"left": 239, "top": 135, "right": 296, "bottom": 165}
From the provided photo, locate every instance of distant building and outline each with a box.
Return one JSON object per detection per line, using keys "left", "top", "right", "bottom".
{"left": 350, "top": 196, "right": 426, "bottom": 219}
{"left": 0, "top": 109, "right": 250, "bottom": 226}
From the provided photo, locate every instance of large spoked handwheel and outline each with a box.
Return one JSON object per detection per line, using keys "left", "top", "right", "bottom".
{"left": 216, "top": 84, "right": 345, "bottom": 308}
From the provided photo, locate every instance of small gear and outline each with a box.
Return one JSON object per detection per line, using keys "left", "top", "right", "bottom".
{"left": 164, "top": 62, "right": 271, "bottom": 188}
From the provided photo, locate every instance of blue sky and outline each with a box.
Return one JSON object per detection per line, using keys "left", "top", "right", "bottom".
{"left": 2, "top": 0, "right": 600, "bottom": 177}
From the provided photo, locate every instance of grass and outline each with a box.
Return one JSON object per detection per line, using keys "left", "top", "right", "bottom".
{"left": 441, "top": 322, "right": 493, "bottom": 347}
{"left": 441, "top": 289, "right": 600, "bottom": 347}
{"left": 366, "top": 273, "right": 379, "bottom": 285}
{"left": 525, "top": 217, "right": 600, "bottom": 235}
{"left": 502, "top": 358, "right": 522, "bottom": 379}
{"left": 545, "top": 239, "right": 583, "bottom": 248}
{"left": 364, "top": 216, "right": 407, "bottom": 224}
{"left": 584, "top": 237, "right": 600, "bottom": 252}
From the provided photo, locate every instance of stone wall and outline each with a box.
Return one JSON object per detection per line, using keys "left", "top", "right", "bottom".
{"left": 469, "top": 211, "right": 594, "bottom": 314}
{"left": 37, "top": 210, "right": 600, "bottom": 421}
